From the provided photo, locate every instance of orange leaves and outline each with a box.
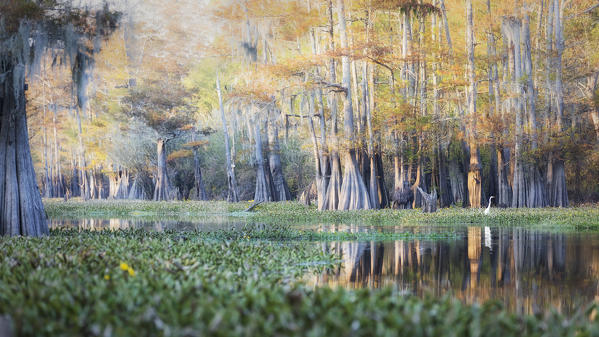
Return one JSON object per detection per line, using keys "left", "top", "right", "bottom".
{"left": 183, "top": 140, "right": 210, "bottom": 148}
{"left": 269, "top": 56, "right": 320, "bottom": 78}
{"left": 167, "top": 149, "right": 193, "bottom": 162}
{"left": 226, "top": 64, "right": 283, "bottom": 104}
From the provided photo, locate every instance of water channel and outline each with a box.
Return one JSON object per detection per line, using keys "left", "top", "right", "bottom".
{"left": 50, "top": 218, "right": 599, "bottom": 315}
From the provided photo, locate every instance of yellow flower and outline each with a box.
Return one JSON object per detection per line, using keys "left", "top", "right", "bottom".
{"left": 120, "top": 262, "right": 136, "bottom": 277}
{"left": 104, "top": 274, "right": 110, "bottom": 280}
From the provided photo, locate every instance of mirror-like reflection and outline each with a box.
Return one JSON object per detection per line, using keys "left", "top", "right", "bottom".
{"left": 50, "top": 219, "right": 599, "bottom": 315}
{"left": 311, "top": 226, "right": 599, "bottom": 315}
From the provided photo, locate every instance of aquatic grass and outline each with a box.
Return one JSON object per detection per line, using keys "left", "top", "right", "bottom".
{"left": 248, "top": 202, "right": 599, "bottom": 229}
{"left": 0, "top": 229, "right": 598, "bottom": 336}
{"left": 43, "top": 199, "right": 248, "bottom": 218}
{"left": 208, "top": 224, "right": 461, "bottom": 242}
{"left": 44, "top": 200, "right": 599, "bottom": 229}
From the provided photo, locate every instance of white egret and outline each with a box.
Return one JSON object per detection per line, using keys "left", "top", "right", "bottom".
{"left": 484, "top": 196, "right": 495, "bottom": 215}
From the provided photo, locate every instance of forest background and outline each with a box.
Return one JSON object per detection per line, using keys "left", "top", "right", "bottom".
{"left": 26, "top": 0, "right": 599, "bottom": 210}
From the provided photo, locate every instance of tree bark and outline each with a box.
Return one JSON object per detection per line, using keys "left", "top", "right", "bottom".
{"left": 74, "top": 103, "right": 89, "bottom": 201}
{"left": 268, "top": 110, "right": 290, "bottom": 201}
{"left": 549, "top": 0, "right": 568, "bottom": 207}
{"left": 309, "top": 17, "right": 331, "bottom": 209}
{"left": 153, "top": 138, "right": 170, "bottom": 201}
{"left": 418, "top": 187, "right": 438, "bottom": 213}
{"left": 253, "top": 114, "right": 273, "bottom": 203}
{"left": 503, "top": 17, "right": 527, "bottom": 208}
{"left": 363, "top": 62, "right": 380, "bottom": 209}
{"left": 216, "top": 73, "right": 239, "bottom": 202}
{"left": 41, "top": 83, "right": 52, "bottom": 199}
{"left": 485, "top": 0, "right": 499, "bottom": 204}
{"left": 436, "top": 146, "right": 453, "bottom": 207}
{"left": 322, "top": 0, "right": 342, "bottom": 210}
{"left": 0, "top": 63, "right": 48, "bottom": 236}
{"left": 522, "top": 12, "right": 547, "bottom": 208}
{"left": 305, "top": 93, "right": 325, "bottom": 205}
{"left": 466, "top": 0, "right": 482, "bottom": 208}
{"left": 70, "top": 154, "right": 80, "bottom": 197}
{"left": 128, "top": 173, "right": 147, "bottom": 200}
{"left": 336, "top": 0, "right": 371, "bottom": 210}
{"left": 432, "top": 5, "right": 453, "bottom": 208}
{"left": 192, "top": 128, "right": 207, "bottom": 201}
{"left": 51, "top": 105, "right": 64, "bottom": 198}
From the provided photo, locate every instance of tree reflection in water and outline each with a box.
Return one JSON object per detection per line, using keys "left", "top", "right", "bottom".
{"left": 312, "top": 226, "right": 599, "bottom": 315}
{"left": 48, "top": 220, "right": 599, "bottom": 314}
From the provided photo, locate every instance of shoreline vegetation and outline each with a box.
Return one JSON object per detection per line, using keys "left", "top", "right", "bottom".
{"left": 0, "top": 229, "right": 598, "bottom": 336}
{"left": 44, "top": 199, "right": 599, "bottom": 230}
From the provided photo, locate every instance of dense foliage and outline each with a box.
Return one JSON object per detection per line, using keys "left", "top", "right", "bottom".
{"left": 43, "top": 200, "right": 599, "bottom": 230}
{"left": 0, "top": 229, "right": 598, "bottom": 336}
{"left": 24, "top": 0, "right": 599, "bottom": 210}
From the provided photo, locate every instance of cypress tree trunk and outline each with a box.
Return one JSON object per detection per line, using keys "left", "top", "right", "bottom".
{"left": 392, "top": 132, "right": 402, "bottom": 192}
{"left": 549, "top": 0, "right": 568, "bottom": 207}
{"left": 253, "top": 115, "right": 273, "bottom": 203}
{"left": 412, "top": 141, "right": 424, "bottom": 209}
{"left": 486, "top": 0, "right": 499, "bottom": 204}
{"left": 322, "top": 0, "right": 342, "bottom": 210}
{"left": 497, "top": 146, "right": 512, "bottom": 207}
{"left": 216, "top": 73, "right": 239, "bottom": 202}
{"left": 70, "top": 155, "right": 80, "bottom": 197}
{"left": 268, "top": 111, "right": 290, "bottom": 201}
{"left": 0, "top": 63, "right": 48, "bottom": 236}
{"left": 128, "top": 174, "right": 147, "bottom": 200}
{"left": 305, "top": 93, "right": 323, "bottom": 204}
{"left": 109, "top": 170, "right": 117, "bottom": 199}
{"left": 437, "top": 146, "right": 453, "bottom": 207}
{"left": 153, "top": 138, "right": 170, "bottom": 201}
{"left": 375, "top": 151, "right": 389, "bottom": 208}
{"left": 449, "top": 151, "right": 465, "bottom": 206}
{"left": 41, "top": 87, "right": 52, "bottom": 198}
{"left": 504, "top": 17, "right": 528, "bottom": 208}
{"left": 432, "top": 6, "right": 452, "bottom": 208}
{"left": 52, "top": 106, "right": 64, "bottom": 198}
{"left": 363, "top": 62, "right": 380, "bottom": 209}
{"left": 336, "top": 0, "right": 371, "bottom": 210}
{"left": 317, "top": 95, "right": 330, "bottom": 208}
{"left": 191, "top": 129, "right": 207, "bottom": 201}
{"left": 309, "top": 19, "right": 331, "bottom": 209}
{"left": 112, "top": 168, "right": 129, "bottom": 199}
{"left": 466, "top": 0, "right": 482, "bottom": 208}
{"left": 88, "top": 168, "right": 96, "bottom": 199}
{"left": 74, "top": 104, "right": 89, "bottom": 201}
{"left": 522, "top": 12, "right": 547, "bottom": 207}
{"left": 192, "top": 148, "right": 207, "bottom": 201}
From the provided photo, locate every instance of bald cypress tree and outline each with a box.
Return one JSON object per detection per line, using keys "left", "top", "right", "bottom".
{"left": 0, "top": 1, "right": 118, "bottom": 236}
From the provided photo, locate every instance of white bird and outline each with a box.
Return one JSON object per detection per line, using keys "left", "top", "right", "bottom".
{"left": 484, "top": 196, "right": 495, "bottom": 215}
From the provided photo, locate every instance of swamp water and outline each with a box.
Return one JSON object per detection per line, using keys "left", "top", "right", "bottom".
{"left": 51, "top": 219, "right": 599, "bottom": 315}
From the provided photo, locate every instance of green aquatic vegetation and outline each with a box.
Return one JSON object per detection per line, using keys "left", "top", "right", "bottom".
{"left": 45, "top": 199, "right": 599, "bottom": 230}
{"left": 43, "top": 199, "right": 248, "bottom": 218}
{"left": 0, "top": 229, "right": 334, "bottom": 336}
{"left": 0, "top": 229, "right": 598, "bottom": 336}
{"left": 208, "top": 225, "right": 460, "bottom": 242}
{"left": 247, "top": 202, "right": 599, "bottom": 229}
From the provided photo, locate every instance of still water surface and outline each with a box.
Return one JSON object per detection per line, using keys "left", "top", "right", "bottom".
{"left": 51, "top": 219, "right": 599, "bottom": 315}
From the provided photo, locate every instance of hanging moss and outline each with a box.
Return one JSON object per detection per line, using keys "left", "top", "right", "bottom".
{"left": 1, "top": 1, "right": 119, "bottom": 107}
